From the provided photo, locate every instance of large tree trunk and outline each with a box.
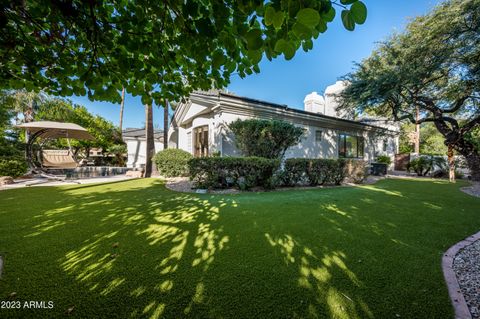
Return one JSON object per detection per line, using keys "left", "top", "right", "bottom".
{"left": 144, "top": 104, "right": 154, "bottom": 178}
{"left": 163, "top": 100, "right": 168, "bottom": 150}
{"left": 450, "top": 138, "right": 480, "bottom": 181}
{"left": 447, "top": 145, "right": 455, "bottom": 183}
{"left": 465, "top": 153, "right": 480, "bottom": 181}
{"left": 415, "top": 106, "right": 420, "bottom": 154}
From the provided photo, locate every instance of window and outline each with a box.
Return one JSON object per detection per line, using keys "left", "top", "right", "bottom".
{"left": 338, "top": 133, "right": 364, "bottom": 158}
{"left": 193, "top": 126, "right": 209, "bottom": 157}
{"left": 383, "top": 139, "right": 388, "bottom": 152}
{"left": 315, "top": 130, "right": 322, "bottom": 142}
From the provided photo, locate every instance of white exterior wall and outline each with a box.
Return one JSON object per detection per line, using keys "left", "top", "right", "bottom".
{"left": 126, "top": 139, "right": 163, "bottom": 168}
{"left": 170, "top": 98, "right": 398, "bottom": 162}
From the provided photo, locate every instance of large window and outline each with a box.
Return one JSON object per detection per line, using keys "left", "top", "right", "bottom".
{"left": 338, "top": 133, "right": 364, "bottom": 158}
{"left": 193, "top": 126, "right": 209, "bottom": 157}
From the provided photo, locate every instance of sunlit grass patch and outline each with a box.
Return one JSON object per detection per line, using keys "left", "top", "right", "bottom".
{"left": 0, "top": 178, "right": 478, "bottom": 318}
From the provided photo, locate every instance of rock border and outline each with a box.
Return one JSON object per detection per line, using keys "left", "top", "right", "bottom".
{"left": 461, "top": 182, "right": 480, "bottom": 198}
{"left": 164, "top": 175, "right": 384, "bottom": 194}
{"left": 443, "top": 231, "right": 480, "bottom": 319}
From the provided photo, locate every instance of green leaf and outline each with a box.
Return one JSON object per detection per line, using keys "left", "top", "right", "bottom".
{"left": 245, "top": 29, "right": 263, "bottom": 50}
{"left": 317, "top": 21, "right": 328, "bottom": 33}
{"left": 341, "top": 10, "right": 355, "bottom": 31}
{"left": 292, "top": 22, "right": 312, "bottom": 40}
{"left": 272, "top": 11, "right": 285, "bottom": 29}
{"left": 302, "top": 39, "right": 313, "bottom": 52}
{"left": 212, "top": 51, "right": 225, "bottom": 69}
{"left": 247, "top": 50, "right": 263, "bottom": 65}
{"left": 274, "top": 39, "right": 295, "bottom": 60}
{"left": 340, "top": 0, "right": 358, "bottom": 4}
{"left": 350, "top": 1, "right": 367, "bottom": 25}
{"left": 321, "top": 7, "right": 336, "bottom": 23}
{"left": 264, "top": 6, "right": 275, "bottom": 26}
{"left": 296, "top": 8, "right": 320, "bottom": 28}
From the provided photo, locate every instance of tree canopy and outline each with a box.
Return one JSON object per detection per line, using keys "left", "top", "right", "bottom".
{"left": 1, "top": 0, "right": 367, "bottom": 105}
{"left": 229, "top": 119, "right": 304, "bottom": 159}
{"left": 338, "top": 0, "right": 480, "bottom": 180}
{"left": 1, "top": 90, "right": 123, "bottom": 158}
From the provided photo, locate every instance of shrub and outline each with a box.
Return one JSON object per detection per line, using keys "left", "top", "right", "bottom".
{"left": 282, "top": 158, "right": 348, "bottom": 186}
{"left": 376, "top": 155, "right": 392, "bottom": 165}
{"left": 0, "top": 157, "right": 28, "bottom": 178}
{"left": 153, "top": 148, "right": 192, "bottom": 177}
{"left": 330, "top": 159, "right": 348, "bottom": 185}
{"left": 345, "top": 159, "right": 368, "bottom": 184}
{"left": 188, "top": 157, "right": 280, "bottom": 190}
{"left": 281, "top": 158, "right": 309, "bottom": 186}
{"left": 407, "top": 155, "right": 446, "bottom": 176}
{"left": 229, "top": 119, "right": 304, "bottom": 159}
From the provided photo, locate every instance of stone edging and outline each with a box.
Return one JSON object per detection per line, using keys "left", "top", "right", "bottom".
{"left": 442, "top": 231, "right": 480, "bottom": 319}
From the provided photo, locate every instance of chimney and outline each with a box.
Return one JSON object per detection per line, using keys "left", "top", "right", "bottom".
{"left": 324, "top": 81, "right": 349, "bottom": 118}
{"left": 303, "top": 92, "right": 325, "bottom": 114}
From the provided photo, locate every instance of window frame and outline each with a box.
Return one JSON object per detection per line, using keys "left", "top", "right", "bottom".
{"left": 315, "top": 130, "right": 323, "bottom": 143}
{"left": 338, "top": 133, "right": 365, "bottom": 158}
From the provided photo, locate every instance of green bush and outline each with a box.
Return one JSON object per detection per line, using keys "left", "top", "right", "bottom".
{"left": 282, "top": 158, "right": 348, "bottom": 186}
{"left": 345, "top": 159, "right": 368, "bottom": 184}
{"left": 229, "top": 119, "right": 304, "bottom": 159}
{"left": 407, "top": 155, "right": 446, "bottom": 176}
{"left": 281, "top": 158, "right": 309, "bottom": 186}
{"left": 330, "top": 159, "right": 348, "bottom": 185}
{"left": 376, "top": 155, "right": 392, "bottom": 165}
{"left": 0, "top": 157, "right": 28, "bottom": 178}
{"left": 188, "top": 157, "right": 280, "bottom": 190}
{"left": 153, "top": 148, "right": 192, "bottom": 177}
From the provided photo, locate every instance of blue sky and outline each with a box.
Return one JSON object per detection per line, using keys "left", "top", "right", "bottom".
{"left": 69, "top": 0, "right": 441, "bottom": 129}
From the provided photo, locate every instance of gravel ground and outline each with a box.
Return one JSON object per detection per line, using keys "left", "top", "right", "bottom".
{"left": 164, "top": 175, "right": 384, "bottom": 194}
{"left": 461, "top": 182, "right": 480, "bottom": 198}
{"left": 453, "top": 240, "right": 480, "bottom": 319}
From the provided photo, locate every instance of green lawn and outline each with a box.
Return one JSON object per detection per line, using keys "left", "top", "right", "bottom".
{"left": 0, "top": 178, "right": 479, "bottom": 318}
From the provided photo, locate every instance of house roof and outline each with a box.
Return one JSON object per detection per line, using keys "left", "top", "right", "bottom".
{"left": 122, "top": 128, "right": 164, "bottom": 140}
{"left": 192, "top": 91, "right": 398, "bottom": 132}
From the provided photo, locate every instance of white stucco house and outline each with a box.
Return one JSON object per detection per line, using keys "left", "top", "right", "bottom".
{"left": 123, "top": 128, "right": 164, "bottom": 168}
{"left": 168, "top": 82, "right": 400, "bottom": 162}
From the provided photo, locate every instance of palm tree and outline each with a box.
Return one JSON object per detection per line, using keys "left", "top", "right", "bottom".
{"left": 119, "top": 87, "right": 125, "bottom": 137}
{"left": 163, "top": 100, "right": 168, "bottom": 150}
{"left": 144, "top": 104, "right": 154, "bottom": 177}
{"left": 4, "top": 90, "right": 45, "bottom": 124}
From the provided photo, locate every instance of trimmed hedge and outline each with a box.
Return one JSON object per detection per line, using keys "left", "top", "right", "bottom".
{"left": 153, "top": 149, "right": 192, "bottom": 177}
{"left": 281, "top": 158, "right": 348, "bottom": 186}
{"left": 188, "top": 157, "right": 280, "bottom": 190}
{"left": 0, "top": 157, "right": 28, "bottom": 178}
{"left": 345, "top": 159, "right": 368, "bottom": 184}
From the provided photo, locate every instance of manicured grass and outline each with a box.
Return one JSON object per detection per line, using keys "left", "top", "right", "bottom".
{"left": 0, "top": 178, "right": 479, "bottom": 318}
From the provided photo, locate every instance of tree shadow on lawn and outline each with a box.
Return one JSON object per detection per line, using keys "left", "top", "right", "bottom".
{"left": 0, "top": 178, "right": 479, "bottom": 318}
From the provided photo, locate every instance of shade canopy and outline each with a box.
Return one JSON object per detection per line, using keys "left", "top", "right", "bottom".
{"left": 16, "top": 121, "right": 94, "bottom": 140}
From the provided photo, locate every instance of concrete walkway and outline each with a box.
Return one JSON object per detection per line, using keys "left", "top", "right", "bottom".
{"left": 1, "top": 174, "right": 136, "bottom": 190}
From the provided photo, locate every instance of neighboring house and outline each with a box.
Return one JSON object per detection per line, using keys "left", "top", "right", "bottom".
{"left": 122, "top": 128, "right": 164, "bottom": 168}
{"left": 168, "top": 83, "right": 400, "bottom": 163}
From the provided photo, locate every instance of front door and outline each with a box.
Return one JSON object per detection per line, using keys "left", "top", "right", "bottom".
{"left": 193, "top": 126, "right": 209, "bottom": 157}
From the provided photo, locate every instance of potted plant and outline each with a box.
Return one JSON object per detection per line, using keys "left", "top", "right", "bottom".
{"left": 371, "top": 155, "right": 391, "bottom": 175}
